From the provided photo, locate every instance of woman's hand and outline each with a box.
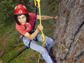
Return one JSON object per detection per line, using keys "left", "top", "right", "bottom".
{"left": 55, "top": 16, "right": 58, "bottom": 19}
{"left": 37, "top": 24, "right": 43, "bottom": 31}
{"left": 53, "top": 16, "right": 58, "bottom": 20}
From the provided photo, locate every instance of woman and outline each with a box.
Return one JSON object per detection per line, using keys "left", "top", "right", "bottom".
{"left": 14, "top": 4, "right": 57, "bottom": 63}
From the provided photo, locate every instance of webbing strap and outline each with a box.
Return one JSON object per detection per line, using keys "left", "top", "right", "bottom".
{"left": 33, "top": 5, "right": 38, "bottom": 29}
{"left": 28, "top": 40, "right": 32, "bottom": 48}
{"left": 26, "top": 40, "right": 32, "bottom": 50}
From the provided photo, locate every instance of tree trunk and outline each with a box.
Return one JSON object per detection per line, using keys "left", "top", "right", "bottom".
{"left": 52, "top": 0, "right": 84, "bottom": 63}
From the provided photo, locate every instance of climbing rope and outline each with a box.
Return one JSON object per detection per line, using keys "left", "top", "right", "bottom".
{"left": 34, "top": 0, "right": 47, "bottom": 63}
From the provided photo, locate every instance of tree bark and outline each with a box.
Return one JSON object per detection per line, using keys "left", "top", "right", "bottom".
{"left": 52, "top": 0, "right": 84, "bottom": 63}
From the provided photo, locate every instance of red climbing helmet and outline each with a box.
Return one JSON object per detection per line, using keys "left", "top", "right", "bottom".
{"left": 14, "top": 4, "right": 28, "bottom": 15}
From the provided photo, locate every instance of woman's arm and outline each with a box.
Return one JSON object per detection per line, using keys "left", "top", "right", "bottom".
{"left": 24, "top": 24, "right": 43, "bottom": 40}
{"left": 37, "top": 15, "right": 58, "bottom": 20}
{"left": 24, "top": 28, "right": 39, "bottom": 40}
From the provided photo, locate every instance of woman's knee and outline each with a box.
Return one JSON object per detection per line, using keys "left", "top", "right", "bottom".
{"left": 51, "top": 39, "right": 54, "bottom": 44}
{"left": 41, "top": 48, "right": 47, "bottom": 54}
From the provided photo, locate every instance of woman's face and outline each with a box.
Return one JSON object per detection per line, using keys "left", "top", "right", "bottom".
{"left": 17, "top": 14, "right": 26, "bottom": 25}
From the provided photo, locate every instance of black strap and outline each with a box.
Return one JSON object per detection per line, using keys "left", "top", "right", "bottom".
{"left": 27, "top": 36, "right": 38, "bottom": 48}
{"left": 25, "top": 25, "right": 27, "bottom": 29}
{"left": 28, "top": 40, "right": 32, "bottom": 48}
{"left": 29, "top": 29, "right": 35, "bottom": 34}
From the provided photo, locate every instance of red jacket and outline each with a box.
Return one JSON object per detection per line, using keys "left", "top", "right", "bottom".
{"left": 16, "top": 13, "right": 37, "bottom": 35}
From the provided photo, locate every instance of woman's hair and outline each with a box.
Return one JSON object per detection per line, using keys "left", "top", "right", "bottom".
{"left": 14, "top": 14, "right": 29, "bottom": 25}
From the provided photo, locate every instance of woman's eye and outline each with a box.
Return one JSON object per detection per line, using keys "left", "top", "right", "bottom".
{"left": 18, "top": 18, "right": 20, "bottom": 20}
{"left": 22, "top": 16, "right": 25, "bottom": 19}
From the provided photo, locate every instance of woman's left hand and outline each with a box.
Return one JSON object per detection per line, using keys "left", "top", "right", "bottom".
{"left": 54, "top": 16, "right": 58, "bottom": 20}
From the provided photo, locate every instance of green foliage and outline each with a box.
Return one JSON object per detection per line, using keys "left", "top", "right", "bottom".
{"left": 1, "top": 46, "right": 26, "bottom": 63}
{"left": 27, "top": 0, "right": 36, "bottom": 13}
{"left": 0, "top": 0, "right": 16, "bottom": 26}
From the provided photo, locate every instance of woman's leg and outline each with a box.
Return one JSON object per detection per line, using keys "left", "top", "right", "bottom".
{"left": 30, "top": 40, "right": 53, "bottom": 63}
{"left": 23, "top": 38, "right": 53, "bottom": 63}
{"left": 37, "top": 34, "right": 54, "bottom": 53}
